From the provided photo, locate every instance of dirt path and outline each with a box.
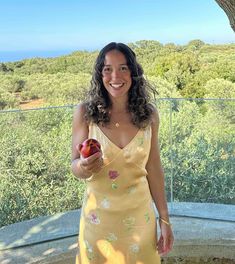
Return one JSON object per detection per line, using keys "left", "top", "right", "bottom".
{"left": 19, "top": 99, "right": 45, "bottom": 109}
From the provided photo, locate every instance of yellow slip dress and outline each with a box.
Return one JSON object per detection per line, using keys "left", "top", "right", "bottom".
{"left": 76, "top": 122, "right": 161, "bottom": 264}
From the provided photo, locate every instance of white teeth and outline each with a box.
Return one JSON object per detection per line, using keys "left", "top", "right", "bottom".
{"left": 110, "top": 83, "right": 124, "bottom": 88}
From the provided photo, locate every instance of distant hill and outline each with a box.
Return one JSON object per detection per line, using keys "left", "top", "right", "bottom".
{"left": 0, "top": 40, "right": 234, "bottom": 110}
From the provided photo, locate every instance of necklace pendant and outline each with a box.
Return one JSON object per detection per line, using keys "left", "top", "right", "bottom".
{"left": 115, "top": 122, "right": 120, "bottom": 128}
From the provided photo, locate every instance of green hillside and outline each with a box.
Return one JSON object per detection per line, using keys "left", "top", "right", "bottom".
{"left": 0, "top": 40, "right": 235, "bottom": 110}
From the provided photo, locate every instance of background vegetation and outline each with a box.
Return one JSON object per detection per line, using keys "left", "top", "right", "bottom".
{"left": 0, "top": 40, "right": 234, "bottom": 227}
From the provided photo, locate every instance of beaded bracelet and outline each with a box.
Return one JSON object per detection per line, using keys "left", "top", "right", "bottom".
{"left": 159, "top": 217, "right": 172, "bottom": 227}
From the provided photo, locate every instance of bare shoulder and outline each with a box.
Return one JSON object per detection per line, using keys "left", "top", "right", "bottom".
{"left": 73, "top": 103, "right": 90, "bottom": 130}
{"left": 72, "top": 103, "right": 89, "bottom": 141}
{"left": 73, "top": 103, "right": 87, "bottom": 124}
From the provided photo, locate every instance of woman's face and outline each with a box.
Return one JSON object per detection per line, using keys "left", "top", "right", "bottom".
{"left": 102, "top": 49, "right": 132, "bottom": 100}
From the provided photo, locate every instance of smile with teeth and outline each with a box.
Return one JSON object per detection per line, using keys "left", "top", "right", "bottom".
{"left": 110, "top": 83, "right": 125, "bottom": 89}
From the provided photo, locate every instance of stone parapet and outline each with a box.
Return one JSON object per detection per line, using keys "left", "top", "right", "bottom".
{"left": 0, "top": 203, "right": 234, "bottom": 264}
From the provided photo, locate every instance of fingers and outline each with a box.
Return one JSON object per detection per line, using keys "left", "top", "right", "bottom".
{"left": 157, "top": 235, "right": 164, "bottom": 254}
{"left": 93, "top": 156, "right": 104, "bottom": 168}
{"left": 89, "top": 156, "right": 104, "bottom": 173}
{"left": 168, "top": 235, "right": 174, "bottom": 251}
{"left": 80, "top": 152, "right": 103, "bottom": 174}
{"left": 85, "top": 151, "right": 102, "bottom": 163}
{"left": 157, "top": 235, "right": 168, "bottom": 256}
{"left": 157, "top": 233, "right": 174, "bottom": 257}
{"left": 163, "top": 238, "right": 171, "bottom": 256}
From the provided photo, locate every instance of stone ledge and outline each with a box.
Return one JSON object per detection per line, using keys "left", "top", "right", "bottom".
{"left": 0, "top": 236, "right": 77, "bottom": 264}
{"left": 0, "top": 203, "right": 235, "bottom": 264}
{"left": 168, "top": 202, "right": 235, "bottom": 221}
{"left": 0, "top": 210, "right": 81, "bottom": 250}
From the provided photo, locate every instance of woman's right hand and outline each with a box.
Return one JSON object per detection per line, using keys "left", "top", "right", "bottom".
{"left": 76, "top": 144, "right": 103, "bottom": 175}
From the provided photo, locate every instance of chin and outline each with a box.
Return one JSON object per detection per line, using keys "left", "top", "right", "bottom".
{"left": 109, "top": 91, "right": 128, "bottom": 99}
{"left": 107, "top": 87, "right": 131, "bottom": 98}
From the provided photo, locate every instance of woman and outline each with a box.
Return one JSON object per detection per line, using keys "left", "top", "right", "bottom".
{"left": 71, "top": 42, "right": 174, "bottom": 263}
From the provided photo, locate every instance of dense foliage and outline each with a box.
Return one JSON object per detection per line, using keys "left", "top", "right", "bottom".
{"left": 0, "top": 40, "right": 234, "bottom": 227}
{"left": 1, "top": 40, "right": 235, "bottom": 109}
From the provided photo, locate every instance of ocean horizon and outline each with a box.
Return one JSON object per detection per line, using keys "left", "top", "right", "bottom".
{"left": 0, "top": 50, "right": 78, "bottom": 63}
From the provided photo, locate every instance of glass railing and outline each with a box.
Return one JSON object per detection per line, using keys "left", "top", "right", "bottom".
{"left": 157, "top": 98, "right": 235, "bottom": 205}
{"left": 0, "top": 98, "right": 234, "bottom": 227}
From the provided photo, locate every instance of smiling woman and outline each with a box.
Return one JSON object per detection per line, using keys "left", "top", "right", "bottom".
{"left": 71, "top": 42, "right": 174, "bottom": 264}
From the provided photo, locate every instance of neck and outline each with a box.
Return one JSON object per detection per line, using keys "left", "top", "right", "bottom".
{"left": 110, "top": 108, "right": 128, "bottom": 114}
{"left": 110, "top": 98, "right": 128, "bottom": 114}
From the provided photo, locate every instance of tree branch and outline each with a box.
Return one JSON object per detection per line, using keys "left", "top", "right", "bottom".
{"left": 215, "top": 0, "right": 235, "bottom": 32}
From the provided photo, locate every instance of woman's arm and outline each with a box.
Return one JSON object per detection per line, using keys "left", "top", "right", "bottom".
{"left": 146, "top": 107, "right": 174, "bottom": 255}
{"left": 71, "top": 103, "right": 102, "bottom": 179}
{"left": 146, "top": 108, "right": 169, "bottom": 220}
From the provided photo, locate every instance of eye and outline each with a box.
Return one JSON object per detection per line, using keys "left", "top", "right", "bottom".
{"left": 120, "top": 65, "right": 129, "bottom": 72}
{"left": 102, "top": 66, "right": 112, "bottom": 74}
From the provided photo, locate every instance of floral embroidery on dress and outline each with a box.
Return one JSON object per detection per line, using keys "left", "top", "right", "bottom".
{"left": 129, "top": 243, "right": 140, "bottom": 254}
{"left": 88, "top": 212, "right": 100, "bottom": 225}
{"left": 101, "top": 197, "right": 110, "bottom": 209}
{"left": 109, "top": 170, "right": 119, "bottom": 180}
{"left": 127, "top": 185, "right": 136, "bottom": 194}
{"left": 144, "top": 212, "right": 150, "bottom": 223}
{"left": 84, "top": 240, "right": 94, "bottom": 260}
{"left": 111, "top": 182, "right": 118, "bottom": 189}
{"left": 123, "top": 216, "right": 136, "bottom": 231}
{"left": 106, "top": 232, "right": 118, "bottom": 242}
{"left": 136, "top": 137, "right": 144, "bottom": 146}
{"left": 109, "top": 170, "right": 119, "bottom": 189}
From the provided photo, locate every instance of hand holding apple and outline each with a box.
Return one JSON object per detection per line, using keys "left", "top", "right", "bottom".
{"left": 79, "top": 138, "right": 101, "bottom": 158}
{"left": 76, "top": 138, "right": 103, "bottom": 176}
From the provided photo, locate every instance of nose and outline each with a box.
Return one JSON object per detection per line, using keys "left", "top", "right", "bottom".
{"left": 111, "top": 68, "right": 121, "bottom": 79}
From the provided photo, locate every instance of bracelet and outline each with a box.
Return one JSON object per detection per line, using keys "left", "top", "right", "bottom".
{"left": 159, "top": 217, "right": 172, "bottom": 227}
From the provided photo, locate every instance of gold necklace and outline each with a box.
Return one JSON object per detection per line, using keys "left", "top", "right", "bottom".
{"left": 108, "top": 110, "right": 121, "bottom": 128}
{"left": 109, "top": 109, "right": 129, "bottom": 128}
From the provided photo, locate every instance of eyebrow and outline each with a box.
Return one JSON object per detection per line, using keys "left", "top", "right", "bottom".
{"left": 103, "top": 63, "right": 128, "bottom": 66}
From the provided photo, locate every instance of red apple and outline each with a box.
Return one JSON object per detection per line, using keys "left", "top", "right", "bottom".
{"left": 79, "top": 138, "right": 101, "bottom": 158}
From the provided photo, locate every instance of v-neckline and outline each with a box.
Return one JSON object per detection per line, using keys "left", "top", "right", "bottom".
{"left": 95, "top": 123, "right": 141, "bottom": 151}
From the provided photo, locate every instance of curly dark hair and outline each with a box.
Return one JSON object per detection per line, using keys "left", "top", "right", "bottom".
{"left": 84, "top": 42, "right": 157, "bottom": 128}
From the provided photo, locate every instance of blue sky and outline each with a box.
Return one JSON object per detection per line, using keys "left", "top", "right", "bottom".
{"left": 0, "top": 0, "right": 234, "bottom": 54}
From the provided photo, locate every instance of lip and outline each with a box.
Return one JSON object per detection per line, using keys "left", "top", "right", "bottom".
{"left": 110, "top": 83, "right": 125, "bottom": 88}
